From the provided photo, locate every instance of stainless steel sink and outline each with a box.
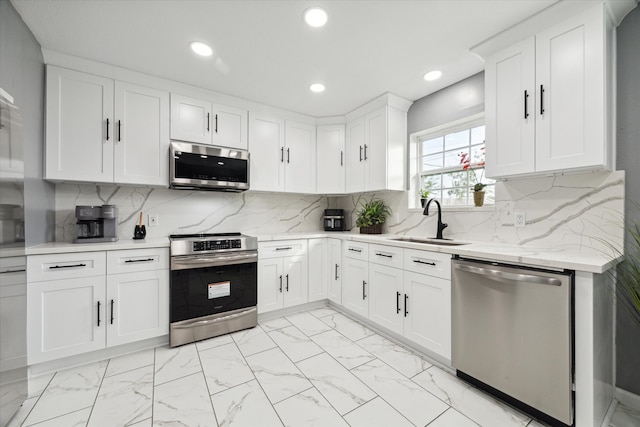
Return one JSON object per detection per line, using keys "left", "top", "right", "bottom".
{"left": 389, "top": 237, "right": 469, "bottom": 246}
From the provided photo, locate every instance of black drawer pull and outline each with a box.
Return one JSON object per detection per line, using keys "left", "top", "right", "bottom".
{"left": 286, "top": 274, "right": 289, "bottom": 292}
{"left": 110, "top": 299, "right": 114, "bottom": 324}
{"left": 359, "top": 145, "right": 363, "bottom": 162}
{"left": 404, "top": 294, "right": 409, "bottom": 317}
{"left": 124, "top": 258, "right": 154, "bottom": 263}
{"left": 413, "top": 259, "right": 436, "bottom": 266}
{"left": 524, "top": 90, "right": 529, "bottom": 119}
{"left": 364, "top": 144, "right": 368, "bottom": 160}
{"left": 207, "top": 113, "right": 210, "bottom": 131}
{"left": 279, "top": 275, "right": 283, "bottom": 292}
{"left": 362, "top": 280, "right": 367, "bottom": 300}
{"left": 106, "top": 118, "right": 110, "bottom": 141}
{"left": 215, "top": 114, "right": 218, "bottom": 133}
{"left": 0, "top": 268, "right": 26, "bottom": 274}
{"left": 335, "top": 263, "right": 339, "bottom": 280}
{"left": 275, "top": 247, "right": 292, "bottom": 251}
{"left": 49, "top": 263, "right": 87, "bottom": 269}
{"left": 376, "top": 253, "right": 392, "bottom": 258}
{"left": 396, "top": 291, "right": 401, "bottom": 314}
{"left": 118, "top": 120, "right": 122, "bottom": 141}
{"left": 97, "top": 301, "right": 101, "bottom": 327}
{"left": 348, "top": 248, "right": 362, "bottom": 253}
{"left": 540, "top": 84, "right": 545, "bottom": 115}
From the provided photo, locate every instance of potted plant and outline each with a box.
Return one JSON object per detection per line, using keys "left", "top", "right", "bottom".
{"left": 355, "top": 197, "right": 391, "bottom": 234}
{"left": 616, "top": 223, "right": 640, "bottom": 327}
{"left": 460, "top": 150, "right": 486, "bottom": 207}
{"left": 419, "top": 182, "right": 433, "bottom": 208}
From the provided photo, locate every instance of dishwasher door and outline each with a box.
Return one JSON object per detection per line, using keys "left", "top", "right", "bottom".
{"left": 451, "top": 258, "right": 573, "bottom": 426}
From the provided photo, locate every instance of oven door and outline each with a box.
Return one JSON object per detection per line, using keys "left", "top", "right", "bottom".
{"left": 170, "top": 251, "right": 257, "bottom": 323}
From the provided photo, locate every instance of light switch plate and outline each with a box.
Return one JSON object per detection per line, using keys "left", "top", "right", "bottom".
{"left": 149, "top": 214, "right": 159, "bottom": 227}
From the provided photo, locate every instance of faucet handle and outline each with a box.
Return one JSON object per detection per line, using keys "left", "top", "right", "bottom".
{"left": 442, "top": 222, "right": 448, "bottom": 229}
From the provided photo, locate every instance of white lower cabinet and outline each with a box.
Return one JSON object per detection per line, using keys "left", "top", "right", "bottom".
{"left": 27, "top": 248, "right": 169, "bottom": 364}
{"left": 308, "top": 238, "right": 327, "bottom": 302}
{"left": 342, "top": 241, "right": 369, "bottom": 318}
{"left": 258, "top": 240, "right": 308, "bottom": 314}
{"left": 368, "top": 263, "right": 403, "bottom": 334}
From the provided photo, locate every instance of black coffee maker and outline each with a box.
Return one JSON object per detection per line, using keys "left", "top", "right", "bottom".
{"left": 323, "top": 209, "right": 346, "bottom": 231}
{"left": 73, "top": 205, "right": 118, "bottom": 243}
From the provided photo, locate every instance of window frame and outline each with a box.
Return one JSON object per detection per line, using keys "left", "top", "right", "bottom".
{"left": 408, "top": 113, "right": 492, "bottom": 210}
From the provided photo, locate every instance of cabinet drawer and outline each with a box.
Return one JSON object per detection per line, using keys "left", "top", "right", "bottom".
{"left": 344, "top": 241, "right": 369, "bottom": 260}
{"left": 369, "top": 244, "right": 403, "bottom": 269}
{"left": 259, "top": 240, "right": 307, "bottom": 259}
{"left": 28, "top": 252, "right": 106, "bottom": 282}
{"left": 107, "top": 248, "right": 169, "bottom": 274}
{"left": 403, "top": 249, "right": 451, "bottom": 279}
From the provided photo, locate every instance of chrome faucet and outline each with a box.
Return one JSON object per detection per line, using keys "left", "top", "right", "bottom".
{"left": 423, "top": 198, "right": 448, "bottom": 239}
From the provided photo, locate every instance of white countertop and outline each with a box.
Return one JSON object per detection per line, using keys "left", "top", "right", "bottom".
{"left": 25, "top": 232, "right": 618, "bottom": 274}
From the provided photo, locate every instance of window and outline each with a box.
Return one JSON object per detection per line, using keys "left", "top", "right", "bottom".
{"left": 412, "top": 115, "right": 494, "bottom": 208}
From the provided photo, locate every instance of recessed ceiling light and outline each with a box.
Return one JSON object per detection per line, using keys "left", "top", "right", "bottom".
{"left": 304, "top": 7, "right": 328, "bottom": 27}
{"left": 423, "top": 70, "right": 443, "bottom": 81}
{"left": 190, "top": 41, "right": 213, "bottom": 57}
{"left": 309, "top": 83, "right": 326, "bottom": 93}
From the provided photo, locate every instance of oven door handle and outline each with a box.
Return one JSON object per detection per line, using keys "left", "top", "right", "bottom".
{"left": 171, "top": 252, "right": 258, "bottom": 270}
{"left": 172, "top": 307, "right": 257, "bottom": 329}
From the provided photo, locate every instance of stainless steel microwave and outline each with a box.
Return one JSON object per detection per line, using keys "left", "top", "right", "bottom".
{"left": 169, "top": 141, "right": 250, "bottom": 192}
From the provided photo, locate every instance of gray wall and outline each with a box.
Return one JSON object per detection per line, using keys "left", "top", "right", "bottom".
{"left": 407, "top": 71, "right": 484, "bottom": 135}
{"left": 615, "top": 5, "right": 640, "bottom": 395}
{"left": 0, "top": 0, "right": 54, "bottom": 245}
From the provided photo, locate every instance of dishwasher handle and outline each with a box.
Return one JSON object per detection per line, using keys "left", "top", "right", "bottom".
{"left": 453, "top": 262, "right": 563, "bottom": 287}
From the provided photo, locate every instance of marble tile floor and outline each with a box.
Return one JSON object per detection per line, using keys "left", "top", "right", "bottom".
{"left": 5, "top": 305, "right": 620, "bottom": 427}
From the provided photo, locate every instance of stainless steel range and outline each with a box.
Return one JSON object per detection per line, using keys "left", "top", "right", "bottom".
{"left": 169, "top": 233, "right": 258, "bottom": 347}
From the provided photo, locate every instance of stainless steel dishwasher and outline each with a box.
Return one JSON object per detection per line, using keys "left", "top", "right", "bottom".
{"left": 451, "top": 257, "right": 574, "bottom": 427}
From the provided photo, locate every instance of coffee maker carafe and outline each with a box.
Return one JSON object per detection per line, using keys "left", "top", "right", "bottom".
{"left": 74, "top": 205, "right": 118, "bottom": 243}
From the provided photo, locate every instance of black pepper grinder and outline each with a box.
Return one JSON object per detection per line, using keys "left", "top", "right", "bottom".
{"left": 133, "top": 211, "right": 146, "bottom": 240}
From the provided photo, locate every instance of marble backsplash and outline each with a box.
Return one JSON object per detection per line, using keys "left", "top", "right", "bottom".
{"left": 54, "top": 184, "right": 328, "bottom": 241}
{"left": 54, "top": 170, "right": 625, "bottom": 259}
{"left": 334, "top": 170, "right": 625, "bottom": 257}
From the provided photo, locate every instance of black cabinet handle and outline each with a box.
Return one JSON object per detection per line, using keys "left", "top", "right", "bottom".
{"left": 335, "top": 263, "right": 339, "bottom": 280}
{"left": 413, "top": 259, "right": 436, "bottom": 266}
{"left": 275, "top": 247, "right": 293, "bottom": 251}
{"left": 362, "top": 280, "right": 367, "bottom": 300}
{"left": 359, "top": 146, "right": 363, "bottom": 162}
{"left": 124, "top": 258, "right": 154, "bottom": 263}
{"left": 404, "top": 294, "right": 409, "bottom": 317}
{"left": 286, "top": 274, "right": 289, "bottom": 292}
{"left": 49, "top": 263, "right": 87, "bottom": 269}
{"left": 0, "top": 268, "right": 26, "bottom": 274}
{"left": 540, "top": 85, "right": 545, "bottom": 115}
{"left": 279, "top": 275, "right": 283, "bottom": 292}
{"left": 376, "top": 252, "right": 392, "bottom": 258}
{"left": 207, "top": 113, "right": 210, "bottom": 131}
{"left": 215, "top": 114, "right": 218, "bottom": 133}
{"left": 524, "top": 90, "right": 529, "bottom": 119}
{"left": 348, "top": 248, "right": 362, "bottom": 253}
{"left": 340, "top": 151, "right": 343, "bottom": 166}
{"left": 110, "top": 299, "right": 114, "bottom": 324}
{"left": 106, "top": 118, "right": 110, "bottom": 141}
{"left": 118, "top": 120, "right": 121, "bottom": 141}
{"left": 281, "top": 147, "right": 284, "bottom": 162}
{"left": 97, "top": 301, "right": 101, "bottom": 327}
{"left": 396, "top": 291, "right": 401, "bottom": 314}
{"left": 364, "top": 144, "right": 368, "bottom": 160}
{"left": 287, "top": 148, "right": 290, "bottom": 164}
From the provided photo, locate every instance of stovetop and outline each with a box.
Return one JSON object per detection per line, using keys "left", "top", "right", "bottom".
{"left": 169, "top": 232, "right": 257, "bottom": 256}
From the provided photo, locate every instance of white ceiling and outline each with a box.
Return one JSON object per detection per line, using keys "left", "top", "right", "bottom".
{"left": 11, "top": 0, "right": 557, "bottom": 117}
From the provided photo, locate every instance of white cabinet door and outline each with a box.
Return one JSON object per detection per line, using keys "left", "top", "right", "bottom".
{"left": 212, "top": 103, "right": 248, "bottom": 150}
{"left": 0, "top": 258, "right": 26, "bottom": 370}
{"left": 535, "top": 6, "right": 605, "bottom": 172}
{"left": 485, "top": 37, "right": 536, "bottom": 178}
{"left": 345, "top": 117, "right": 366, "bottom": 193}
{"left": 364, "top": 107, "right": 388, "bottom": 191}
{"left": 45, "top": 66, "right": 114, "bottom": 182}
{"left": 106, "top": 269, "right": 169, "bottom": 347}
{"left": 114, "top": 82, "right": 170, "bottom": 186}
{"left": 316, "top": 125, "right": 345, "bottom": 194}
{"left": 257, "top": 258, "right": 284, "bottom": 313}
{"left": 28, "top": 276, "right": 106, "bottom": 364}
{"left": 403, "top": 271, "right": 451, "bottom": 359}
{"left": 368, "top": 263, "right": 403, "bottom": 334}
{"left": 249, "top": 113, "right": 285, "bottom": 192}
{"left": 170, "top": 94, "right": 212, "bottom": 144}
{"left": 342, "top": 258, "right": 368, "bottom": 318}
{"left": 283, "top": 255, "right": 308, "bottom": 308}
{"left": 284, "top": 120, "right": 316, "bottom": 193}
{"left": 328, "top": 238, "right": 342, "bottom": 304}
{"left": 307, "top": 238, "right": 327, "bottom": 302}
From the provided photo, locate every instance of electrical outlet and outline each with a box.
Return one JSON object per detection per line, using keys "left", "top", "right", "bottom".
{"left": 514, "top": 211, "right": 525, "bottom": 228}
{"left": 148, "top": 214, "right": 159, "bottom": 227}
{"left": 393, "top": 214, "right": 400, "bottom": 225}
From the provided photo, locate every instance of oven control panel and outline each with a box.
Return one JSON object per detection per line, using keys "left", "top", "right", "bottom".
{"left": 193, "top": 239, "right": 242, "bottom": 252}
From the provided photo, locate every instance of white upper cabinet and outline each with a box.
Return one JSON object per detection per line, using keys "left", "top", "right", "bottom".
{"left": 316, "top": 125, "right": 345, "bottom": 194}
{"left": 345, "top": 101, "right": 409, "bottom": 193}
{"left": 45, "top": 66, "right": 169, "bottom": 186}
{"left": 170, "top": 93, "right": 248, "bottom": 150}
{"left": 249, "top": 113, "right": 316, "bottom": 194}
{"left": 484, "top": 4, "right": 615, "bottom": 179}
{"left": 114, "top": 82, "right": 169, "bottom": 186}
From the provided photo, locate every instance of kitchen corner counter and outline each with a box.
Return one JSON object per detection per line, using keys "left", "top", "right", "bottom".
{"left": 255, "top": 232, "right": 620, "bottom": 274}
{"left": 26, "top": 238, "right": 169, "bottom": 255}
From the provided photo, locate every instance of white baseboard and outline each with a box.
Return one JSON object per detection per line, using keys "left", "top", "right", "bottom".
{"left": 616, "top": 387, "right": 640, "bottom": 410}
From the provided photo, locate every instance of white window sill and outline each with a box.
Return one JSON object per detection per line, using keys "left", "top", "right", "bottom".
{"left": 409, "top": 205, "right": 495, "bottom": 213}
